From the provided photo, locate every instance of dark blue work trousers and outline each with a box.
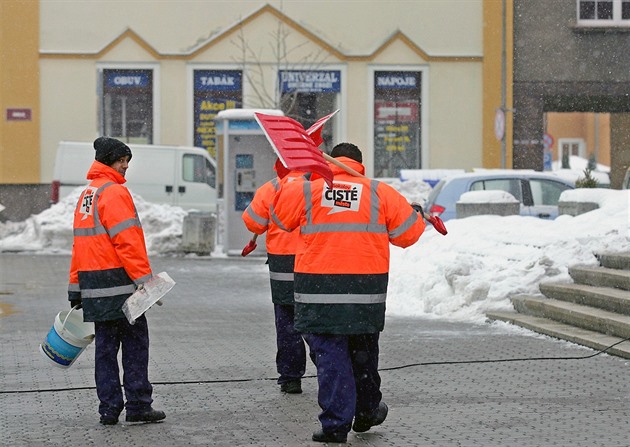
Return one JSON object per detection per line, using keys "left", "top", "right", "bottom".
{"left": 94, "top": 314, "right": 153, "bottom": 418}
{"left": 274, "top": 304, "right": 307, "bottom": 384}
{"left": 303, "top": 332, "right": 382, "bottom": 434}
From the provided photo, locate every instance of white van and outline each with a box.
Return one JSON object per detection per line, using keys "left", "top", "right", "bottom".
{"left": 51, "top": 141, "right": 217, "bottom": 212}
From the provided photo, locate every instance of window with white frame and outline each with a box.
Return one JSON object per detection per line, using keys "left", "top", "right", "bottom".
{"left": 100, "top": 68, "right": 153, "bottom": 144}
{"left": 558, "top": 138, "right": 585, "bottom": 168}
{"left": 577, "top": 0, "right": 630, "bottom": 25}
{"left": 373, "top": 70, "right": 423, "bottom": 177}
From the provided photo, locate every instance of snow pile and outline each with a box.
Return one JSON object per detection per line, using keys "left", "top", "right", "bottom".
{"left": 379, "top": 178, "right": 433, "bottom": 205}
{"left": 0, "top": 187, "right": 187, "bottom": 255}
{"left": 387, "top": 189, "right": 629, "bottom": 323}
{"left": 1, "top": 181, "right": 628, "bottom": 324}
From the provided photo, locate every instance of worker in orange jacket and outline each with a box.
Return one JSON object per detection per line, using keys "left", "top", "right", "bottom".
{"left": 242, "top": 165, "right": 308, "bottom": 394}
{"left": 68, "top": 137, "right": 165, "bottom": 426}
{"left": 271, "top": 143, "right": 426, "bottom": 443}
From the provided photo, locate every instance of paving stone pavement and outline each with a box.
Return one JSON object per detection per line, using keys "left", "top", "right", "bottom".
{"left": 0, "top": 253, "right": 628, "bottom": 447}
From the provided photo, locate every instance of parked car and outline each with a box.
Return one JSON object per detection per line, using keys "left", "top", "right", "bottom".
{"left": 424, "top": 171, "right": 574, "bottom": 221}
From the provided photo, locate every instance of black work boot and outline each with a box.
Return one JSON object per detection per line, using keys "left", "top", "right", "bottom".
{"left": 125, "top": 407, "right": 166, "bottom": 423}
{"left": 312, "top": 429, "right": 348, "bottom": 443}
{"left": 280, "top": 379, "right": 302, "bottom": 394}
{"left": 99, "top": 414, "right": 118, "bottom": 426}
{"left": 352, "top": 401, "right": 388, "bottom": 433}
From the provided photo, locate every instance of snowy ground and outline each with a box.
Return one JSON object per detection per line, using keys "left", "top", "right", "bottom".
{"left": 0, "top": 181, "right": 627, "bottom": 324}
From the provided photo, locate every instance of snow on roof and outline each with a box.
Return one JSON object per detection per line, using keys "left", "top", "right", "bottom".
{"left": 458, "top": 190, "right": 518, "bottom": 204}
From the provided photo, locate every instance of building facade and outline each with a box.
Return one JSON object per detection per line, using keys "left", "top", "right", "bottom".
{"left": 2, "top": 0, "right": 512, "bottom": 220}
{"left": 512, "top": 0, "right": 630, "bottom": 187}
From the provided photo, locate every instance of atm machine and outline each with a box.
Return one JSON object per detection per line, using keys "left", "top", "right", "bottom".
{"left": 214, "top": 109, "right": 283, "bottom": 256}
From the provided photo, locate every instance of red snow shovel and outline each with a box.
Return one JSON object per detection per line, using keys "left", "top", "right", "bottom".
{"left": 241, "top": 234, "right": 258, "bottom": 257}
{"left": 241, "top": 113, "right": 338, "bottom": 256}
{"left": 254, "top": 112, "right": 335, "bottom": 188}
{"left": 426, "top": 214, "right": 448, "bottom": 235}
{"left": 410, "top": 204, "right": 448, "bottom": 235}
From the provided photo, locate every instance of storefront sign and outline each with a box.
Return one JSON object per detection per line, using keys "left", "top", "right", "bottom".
{"left": 193, "top": 70, "right": 242, "bottom": 158}
{"left": 194, "top": 70, "right": 242, "bottom": 92}
{"left": 279, "top": 70, "right": 341, "bottom": 93}
{"left": 375, "top": 73, "right": 419, "bottom": 89}
{"left": 105, "top": 72, "right": 151, "bottom": 88}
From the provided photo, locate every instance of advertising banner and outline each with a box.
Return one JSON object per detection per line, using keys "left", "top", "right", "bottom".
{"left": 193, "top": 70, "right": 242, "bottom": 158}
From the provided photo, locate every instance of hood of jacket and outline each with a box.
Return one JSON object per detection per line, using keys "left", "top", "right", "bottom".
{"left": 329, "top": 156, "right": 366, "bottom": 177}
{"left": 86, "top": 160, "right": 127, "bottom": 185}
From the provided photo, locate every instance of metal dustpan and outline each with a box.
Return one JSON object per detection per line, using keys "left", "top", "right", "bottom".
{"left": 122, "top": 272, "right": 175, "bottom": 324}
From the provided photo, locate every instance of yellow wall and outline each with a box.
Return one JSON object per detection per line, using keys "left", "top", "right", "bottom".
{"left": 0, "top": 0, "right": 40, "bottom": 183}
{"left": 483, "top": 0, "right": 513, "bottom": 168}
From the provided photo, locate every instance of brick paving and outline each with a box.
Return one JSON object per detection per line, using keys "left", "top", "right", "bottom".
{"left": 0, "top": 253, "right": 628, "bottom": 446}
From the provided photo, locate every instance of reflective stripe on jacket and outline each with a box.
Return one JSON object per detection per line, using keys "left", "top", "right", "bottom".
{"left": 68, "top": 161, "right": 152, "bottom": 322}
{"left": 271, "top": 157, "right": 426, "bottom": 334}
{"left": 242, "top": 173, "right": 304, "bottom": 304}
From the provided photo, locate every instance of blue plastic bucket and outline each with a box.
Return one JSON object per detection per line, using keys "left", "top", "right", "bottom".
{"left": 39, "top": 307, "right": 95, "bottom": 368}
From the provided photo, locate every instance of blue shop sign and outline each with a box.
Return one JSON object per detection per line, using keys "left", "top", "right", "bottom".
{"left": 194, "top": 70, "right": 242, "bottom": 92}
{"left": 105, "top": 72, "right": 151, "bottom": 88}
{"left": 375, "top": 72, "right": 419, "bottom": 89}
{"left": 279, "top": 70, "right": 341, "bottom": 93}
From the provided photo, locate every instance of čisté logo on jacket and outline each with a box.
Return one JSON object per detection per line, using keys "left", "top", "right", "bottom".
{"left": 79, "top": 186, "right": 98, "bottom": 220}
{"left": 322, "top": 181, "right": 363, "bottom": 214}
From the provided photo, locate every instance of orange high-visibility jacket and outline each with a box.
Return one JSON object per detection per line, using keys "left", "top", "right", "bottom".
{"left": 242, "top": 172, "right": 304, "bottom": 304}
{"left": 271, "top": 157, "right": 426, "bottom": 334}
{"left": 68, "top": 161, "right": 152, "bottom": 322}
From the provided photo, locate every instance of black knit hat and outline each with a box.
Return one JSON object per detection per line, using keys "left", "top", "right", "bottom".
{"left": 93, "top": 137, "right": 132, "bottom": 166}
{"left": 330, "top": 142, "right": 362, "bottom": 163}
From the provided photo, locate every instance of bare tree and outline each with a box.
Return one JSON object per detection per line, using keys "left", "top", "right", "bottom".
{"left": 231, "top": 17, "right": 331, "bottom": 124}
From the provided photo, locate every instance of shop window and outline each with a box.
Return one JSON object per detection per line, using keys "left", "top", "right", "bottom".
{"left": 373, "top": 71, "right": 422, "bottom": 178}
{"left": 193, "top": 70, "right": 242, "bottom": 158}
{"left": 101, "top": 69, "right": 153, "bottom": 144}
{"left": 278, "top": 70, "right": 340, "bottom": 152}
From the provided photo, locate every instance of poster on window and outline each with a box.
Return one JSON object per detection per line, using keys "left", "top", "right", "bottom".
{"left": 373, "top": 71, "right": 422, "bottom": 177}
{"left": 193, "top": 70, "right": 242, "bottom": 159}
{"left": 373, "top": 100, "right": 419, "bottom": 177}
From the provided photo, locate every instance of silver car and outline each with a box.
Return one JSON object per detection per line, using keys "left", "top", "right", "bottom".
{"left": 424, "top": 171, "right": 574, "bottom": 221}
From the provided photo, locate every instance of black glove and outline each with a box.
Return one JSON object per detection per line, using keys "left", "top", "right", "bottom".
{"left": 70, "top": 300, "right": 82, "bottom": 310}
{"left": 410, "top": 202, "right": 424, "bottom": 216}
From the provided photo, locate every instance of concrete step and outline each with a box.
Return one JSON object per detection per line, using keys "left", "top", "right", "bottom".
{"left": 539, "top": 282, "right": 630, "bottom": 315}
{"left": 569, "top": 266, "right": 630, "bottom": 291}
{"left": 511, "top": 295, "right": 630, "bottom": 339}
{"left": 598, "top": 252, "right": 630, "bottom": 271}
{"left": 486, "top": 311, "right": 630, "bottom": 359}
